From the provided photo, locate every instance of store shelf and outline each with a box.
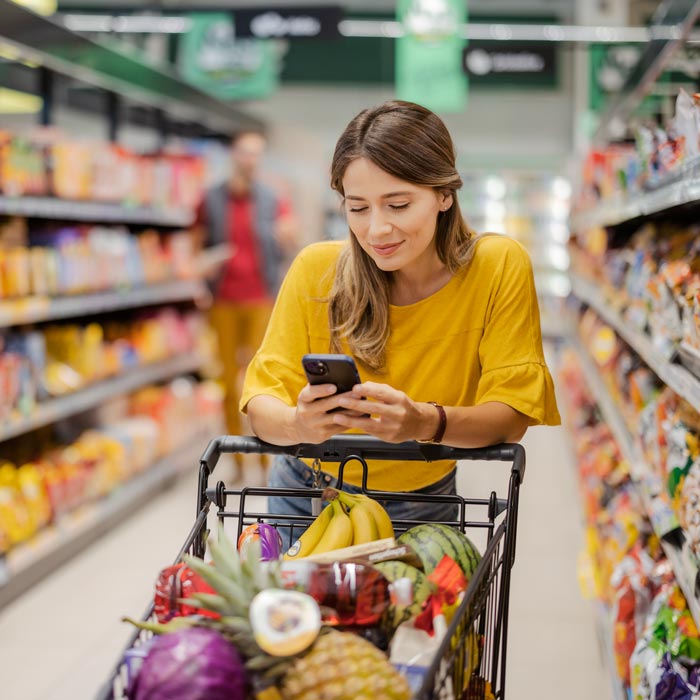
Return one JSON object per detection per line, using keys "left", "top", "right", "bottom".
{"left": 571, "top": 274, "right": 700, "bottom": 412}
{"left": 0, "top": 428, "right": 210, "bottom": 608}
{"left": 570, "top": 157, "right": 700, "bottom": 231}
{"left": 0, "top": 195, "right": 194, "bottom": 227}
{"left": 594, "top": 602, "right": 627, "bottom": 700}
{"left": 0, "top": 353, "right": 204, "bottom": 443}
{"left": 0, "top": 0, "right": 263, "bottom": 137}
{"left": 573, "top": 338, "right": 700, "bottom": 630}
{"left": 0, "top": 279, "right": 206, "bottom": 328}
{"left": 592, "top": 0, "right": 700, "bottom": 145}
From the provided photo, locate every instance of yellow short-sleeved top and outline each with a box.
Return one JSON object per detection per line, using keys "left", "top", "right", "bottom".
{"left": 241, "top": 235, "right": 560, "bottom": 491}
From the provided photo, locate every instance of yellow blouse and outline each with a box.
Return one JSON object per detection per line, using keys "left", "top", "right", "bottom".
{"left": 241, "top": 235, "right": 560, "bottom": 491}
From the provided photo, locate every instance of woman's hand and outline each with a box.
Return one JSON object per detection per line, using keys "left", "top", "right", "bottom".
{"left": 332, "top": 382, "right": 437, "bottom": 443}
{"left": 293, "top": 383, "right": 364, "bottom": 444}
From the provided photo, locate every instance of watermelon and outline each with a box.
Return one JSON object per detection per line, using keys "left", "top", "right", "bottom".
{"left": 397, "top": 523, "right": 481, "bottom": 579}
{"left": 373, "top": 560, "right": 433, "bottom": 630}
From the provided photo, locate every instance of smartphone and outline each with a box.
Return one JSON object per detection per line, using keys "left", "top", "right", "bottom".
{"left": 302, "top": 354, "right": 361, "bottom": 394}
{"left": 302, "top": 354, "right": 362, "bottom": 413}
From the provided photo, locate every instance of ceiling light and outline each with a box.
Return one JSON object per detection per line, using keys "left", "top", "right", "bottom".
{"left": 485, "top": 177, "right": 506, "bottom": 200}
{"left": 552, "top": 177, "right": 572, "bottom": 200}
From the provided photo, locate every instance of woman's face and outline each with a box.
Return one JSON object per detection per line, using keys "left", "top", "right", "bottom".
{"left": 341, "top": 157, "right": 451, "bottom": 274}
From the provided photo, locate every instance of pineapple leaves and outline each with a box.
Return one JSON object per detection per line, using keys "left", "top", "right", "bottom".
{"left": 218, "top": 616, "right": 255, "bottom": 634}
{"left": 245, "top": 654, "right": 296, "bottom": 671}
{"left": 179, "top": 592, "right": 236, "bottom": 616}
{"left": 182, "top": 554, "right": 249, "bottom": 612}
{"left": 209, "top": 523, "right": 243, "bottom": 581}
{"left": 121, "top": 616, "right": 197, "bottom": 635}
{"left": 261, "top": 660, "right": 294, "bottom": 680}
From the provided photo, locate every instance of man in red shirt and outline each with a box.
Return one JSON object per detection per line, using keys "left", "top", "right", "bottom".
{"left": 199, "top": 131, "right": 297, "bottom": 460}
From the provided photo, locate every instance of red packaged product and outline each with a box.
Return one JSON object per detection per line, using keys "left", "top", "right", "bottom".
{"left": 153, "top": 562, "right": 219, "bottom": 623}
{"left": 280, "top": 560, "right": 390, "bottom": 628}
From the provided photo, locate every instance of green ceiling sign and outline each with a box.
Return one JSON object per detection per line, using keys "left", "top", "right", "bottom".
{"left": 178, "top": 13, "right": 278, "bottom": 100}
{"left": 395, "top": 0, "right": 468, "bottom": 113}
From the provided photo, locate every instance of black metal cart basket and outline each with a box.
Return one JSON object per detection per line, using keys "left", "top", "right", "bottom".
{"left": 98, "top": 434, "right": 525, "bottom": 700}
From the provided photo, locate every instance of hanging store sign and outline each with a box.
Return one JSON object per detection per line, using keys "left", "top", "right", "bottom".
{"left": 179, "top": 13, "right": 279, "bottom": 100}
{"left": 463, "top": 44, "right": 557, "bottom": 85}
{"left": 232, "top": 5, "right": 343, "bottom": 39}
{"left": 395, "top": 0, "right": 468, "bottom": 114}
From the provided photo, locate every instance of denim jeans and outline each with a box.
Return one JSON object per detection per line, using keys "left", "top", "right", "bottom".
{"left": 267, "top": 454, "right": 459, "bottom": 551}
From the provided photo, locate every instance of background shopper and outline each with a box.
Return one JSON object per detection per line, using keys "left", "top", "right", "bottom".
{"left": 199, "top": 131, "right": 299, "bottom": 458}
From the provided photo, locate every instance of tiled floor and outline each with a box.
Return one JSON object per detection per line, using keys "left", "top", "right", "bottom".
{"left": 0, "top": 427, "right": 611, "bottom": 700}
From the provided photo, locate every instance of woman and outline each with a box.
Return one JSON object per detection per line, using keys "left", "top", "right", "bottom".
{"left": 240, "top": 100, "right": 560, "bottom": 542}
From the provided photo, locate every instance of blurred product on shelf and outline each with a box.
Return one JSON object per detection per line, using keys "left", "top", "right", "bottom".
{"left": 577, "top": 309, "right": 691, "bottom": 536}
{"left": 629, "top": 583, "right": 700, "bottom": 698}
{"left": 639, "top": 386, "right": 700, "bottom": 555}
{"left": 0, "top": 378, "right": 223, "bottom": 556}
{"left": 574, "top": 88, "right": 700, "bottom": 211}
{"left": 559, "top": 349, "right": 648, "bottom": 602}
{"left": 0, "top": 131, "right": 205, "bottom": 209}
{"left": 570, "top": 220, "right": 700, "bottom": 369}
{"left": 0, "top": 219, "right": 196, "bottom": 300}
{"left": 572, "top": 300, "right": 700, "bottom": 617}
{"left": 0, "top": 309, "right": 217, "bottom": 421}
{"left": 556, "top": 349, "right": 699, "bottom": 697}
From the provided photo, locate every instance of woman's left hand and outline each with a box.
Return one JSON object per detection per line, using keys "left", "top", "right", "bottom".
{"left": 333, "top": 382, "right": 435, "bottom": 443}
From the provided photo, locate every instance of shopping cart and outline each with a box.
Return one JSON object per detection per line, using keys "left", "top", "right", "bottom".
{"left": 98, "top": 434, "right": 525, "bottom": 700}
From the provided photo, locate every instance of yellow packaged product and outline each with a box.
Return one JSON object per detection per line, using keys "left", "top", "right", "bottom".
{"left": 17, "top": 462, "right": 51, "bottom": 534}
{"left": 81, "top": 323, "right": 105, "bottom": 382}
{"left": 4, "top": 247, "right": 31, "bottom": 298}
{"left": 29, "top": 247, "right": 50, "bottom": 296}
{"left": 0, "top": 462, "right": 32, "bottom": 546}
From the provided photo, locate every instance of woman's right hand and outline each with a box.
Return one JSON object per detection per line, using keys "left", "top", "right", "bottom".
{"left": 293, "top": 383, "right": 351, "bottom": 443}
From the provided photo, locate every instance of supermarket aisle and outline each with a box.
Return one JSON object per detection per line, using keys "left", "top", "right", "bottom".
{"left": 0, "top": 426, "right": 609, "bottom": 700}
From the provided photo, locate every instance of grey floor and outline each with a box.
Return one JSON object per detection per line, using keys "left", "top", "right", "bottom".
{"left": 0, "top": 425, "right": 610, "bottom": 700}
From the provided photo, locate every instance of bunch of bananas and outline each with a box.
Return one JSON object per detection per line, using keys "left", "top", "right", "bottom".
{"left": 284, "top": 490, "right": 394, "bottom": 560}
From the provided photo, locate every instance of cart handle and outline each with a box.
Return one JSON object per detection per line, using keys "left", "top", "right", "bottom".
{"left": 199, "top": 434, "right": 525, "bottom": 484}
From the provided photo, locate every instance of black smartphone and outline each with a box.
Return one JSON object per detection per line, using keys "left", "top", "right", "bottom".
{"left": 302, "top": 353, "right": 361, "bottom": 394}
{"left": 302, "top": 354, "right": 362, "bottom": 413}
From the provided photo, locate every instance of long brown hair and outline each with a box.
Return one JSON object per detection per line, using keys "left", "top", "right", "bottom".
{"left": 328, "top": 100, "right": 475, "bottom": 371}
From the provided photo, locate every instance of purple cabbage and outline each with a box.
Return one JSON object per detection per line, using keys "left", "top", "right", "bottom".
{"left": 131, "top": 627, "right": 246, "bottom": 700}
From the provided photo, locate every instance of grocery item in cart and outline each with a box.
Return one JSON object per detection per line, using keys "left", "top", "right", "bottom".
{"left": 398, "top": 522, "right": 482, "bottom": 578}
{"left": 284, "top": 489, "right": 394, "bottom": 559}
{"left": 129, "top": 627, "right": 247, "bottom": 700}
{"left": 238, "top": 522, "right": 284, "bottom": 562}
{"left": 126, "top": 526, "right": 414, "bottom": 700}
{"left": 280, "top": 628, "right": 411, "bottom": 700}
{"left": 249, "top": 588, "right": 322, "bottom": 656}
{"left": 280, "top": 559, "right": 390, "bottom": 628}
{"left": 153, "top": 562, "right": 218, "bottom": 624}
{"left": 373, "top": 559, "right": 433, "bottom": 631}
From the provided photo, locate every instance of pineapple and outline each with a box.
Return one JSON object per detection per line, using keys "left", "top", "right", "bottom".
{"left": 280, "top": 629, "right": 412, "bottom": 700}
